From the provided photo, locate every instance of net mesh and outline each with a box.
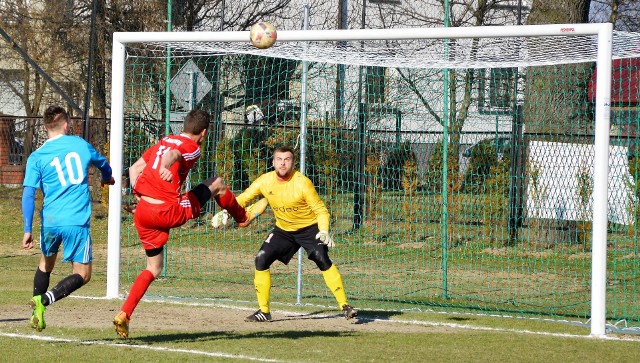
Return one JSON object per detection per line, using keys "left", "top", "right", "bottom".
{"left": 118, "top": 29, "right": 640, "bottom": 332}
{"left": 127, "top": 30, "right": 640, "bottom": 69}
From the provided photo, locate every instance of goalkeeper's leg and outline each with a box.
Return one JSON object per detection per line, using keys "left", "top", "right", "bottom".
{"left": 252, "top": 245, "right": 280, "bottom": 315}
{"left": 321, "top": 264, "right": 348, "bottom": 309}
{"left": 307, "top": 246, "right": 350, "bottom": 310}
{"left": 322, "top": 264, "right": 358, "bottom": 319}
{"left": 254, "top": 269, "right": 271, "bottom": 314}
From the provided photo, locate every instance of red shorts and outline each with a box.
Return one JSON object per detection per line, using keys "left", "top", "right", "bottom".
{"left": 133, "top": 191, "right": 202, "bottom": 250}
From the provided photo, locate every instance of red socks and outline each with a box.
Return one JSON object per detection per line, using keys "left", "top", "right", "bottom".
{"left": 121, "top": 269, "right": 155, "bottom": 318}
{"left": 214, "top": 189, "right": 247, "bottom": 223}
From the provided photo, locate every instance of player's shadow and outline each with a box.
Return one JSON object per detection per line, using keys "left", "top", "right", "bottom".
{"left": 276, "top": 308, "right": 399, "bottom": 325}
{"left": 277, "top": 309, "right": 344, "bottom": 321}
{"left": 345, "top": 310, "right": 403, "bottom": 325}
{"left": 128, "top": 329, "right": 359, "bottom": 344}
{"left": 0, "top": 318, "right": 27, "bottom": 323}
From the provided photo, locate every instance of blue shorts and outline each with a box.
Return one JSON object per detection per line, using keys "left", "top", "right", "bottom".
{"left": 40, "top": 226, "right": 92, "bottom": 264}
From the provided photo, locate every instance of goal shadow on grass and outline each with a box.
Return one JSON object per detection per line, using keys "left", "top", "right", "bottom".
{"left": 128, "top": 329, "right": 360, "bottom": 344}
{"left": 348, "top": 310, "right": 404, "bottom": 325}
{"left": 277, "top": 309, "right": 348, "bottom": 322}
{"left": 277, "top": 309, "right": 402, "bottom": 325}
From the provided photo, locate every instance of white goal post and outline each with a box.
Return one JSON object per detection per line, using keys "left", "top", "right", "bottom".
{"left": 107, "top": 23, "right": 613, "bottom": 336}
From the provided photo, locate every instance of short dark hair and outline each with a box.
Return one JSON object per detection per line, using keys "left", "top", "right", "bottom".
{"left": 183, "top": 110, "right": 210, "bottom": 134}
{"left": 274, "top": 145, "right": 294, "bottom": 157}
{"left": 43, "top": 105, "right": 69, "bottom": 130}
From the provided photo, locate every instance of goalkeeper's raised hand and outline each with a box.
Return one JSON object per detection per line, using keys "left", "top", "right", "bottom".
{"left": 211, "top": 210, "right": 232, "bottom": 229}
{"left": 315, "top": 230, "right": 335, "bottom": 248}
{"left": 212, "top": 198, "right": 269, "bottom": 229}
{"left": 237, "top": 212, "right": 257, "bottom": 228}
{"left": 211, "top": 209, "right": 256, "bottom": 228}
{"left": 237, "top": 198, "right": 269, "bottom": 228}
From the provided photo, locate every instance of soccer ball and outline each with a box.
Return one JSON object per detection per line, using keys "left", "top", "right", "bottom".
{"left": 250, "top": 21, "right": 277, "bottom": 49}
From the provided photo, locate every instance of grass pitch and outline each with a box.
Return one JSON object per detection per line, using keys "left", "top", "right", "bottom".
{"left": 1, "top": 186, "right": 639, "bottom": 362}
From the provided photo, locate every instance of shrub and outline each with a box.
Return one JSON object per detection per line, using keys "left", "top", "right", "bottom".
{"left": 424, "top": 140, "right": 444, "bottom": 194}
{"left": 381, "top": 142, "right": 415, "bottom": 191}
{"left": 462, "top": 138, "right": 511, "bottom": 195}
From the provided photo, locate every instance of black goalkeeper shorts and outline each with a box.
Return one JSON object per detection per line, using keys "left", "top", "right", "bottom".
{"left": 260, "top": 224, "right": 328, "bottom": 265}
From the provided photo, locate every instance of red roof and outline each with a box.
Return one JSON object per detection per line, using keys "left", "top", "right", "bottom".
{"left": 588, "top": 58, "right": 640, "bottom": 104}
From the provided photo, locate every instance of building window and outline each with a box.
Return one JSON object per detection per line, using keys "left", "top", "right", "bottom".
{"left": 488, "top": 68, "right": 515, "bottom": 108}
{"left": 478, "top": 67, "right": 516, "bottom": 110}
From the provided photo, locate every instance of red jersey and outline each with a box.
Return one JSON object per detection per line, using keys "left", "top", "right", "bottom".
{"left": 133, "top": 134, "right": 201, "bottom": 202}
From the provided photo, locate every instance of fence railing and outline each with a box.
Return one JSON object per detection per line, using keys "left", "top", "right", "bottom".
{"left": 0, "top": 116, "right": 109, "bottom": 197}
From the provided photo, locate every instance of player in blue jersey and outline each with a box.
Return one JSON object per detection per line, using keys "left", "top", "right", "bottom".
{"left": 21, "top": 105, "right": 115, "bottom": 331}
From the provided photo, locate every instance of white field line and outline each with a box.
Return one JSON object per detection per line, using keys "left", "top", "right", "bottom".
{"left": 71, "top": 295, "right": 640, "bottom": 342}
{"left": 0, "top": 332, "right": 288, "bottom": 362}
{"left": 368, "top": 318, "right": 640, "bottom": 341}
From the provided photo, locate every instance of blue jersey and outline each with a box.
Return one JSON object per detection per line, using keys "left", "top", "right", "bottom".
{"left": 23, "top": 134, "right": 112, "bottom": 228}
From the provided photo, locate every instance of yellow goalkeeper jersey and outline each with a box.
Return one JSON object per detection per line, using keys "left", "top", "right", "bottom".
{"left": 236, "top": 170, "right": 330, "bottom": 232}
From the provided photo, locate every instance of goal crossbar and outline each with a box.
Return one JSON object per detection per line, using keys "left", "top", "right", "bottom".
{"left": 114, "top": 23, "right": 607, "bottom": 43}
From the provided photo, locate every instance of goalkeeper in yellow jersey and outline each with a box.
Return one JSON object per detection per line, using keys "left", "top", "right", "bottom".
{"left": 212, "top": 145, "right": 357, "bottom": 322}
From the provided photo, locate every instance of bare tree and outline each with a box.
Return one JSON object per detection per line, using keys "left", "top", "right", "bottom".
{"left": 590, "top": 0, "right": 640, "bottom": 32}
{"left": 0, "top": 1, "right": 83, "bottom": 117}
{"left": 354, "top": 0, "right": 529, "bottom": 190}
{"left": 0, "top": 0, "right": 89, "bottom": 160}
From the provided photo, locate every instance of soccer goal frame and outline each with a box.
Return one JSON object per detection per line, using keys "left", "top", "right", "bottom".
{"left": 106, "top": 23, "right": 613, "bottom": 336}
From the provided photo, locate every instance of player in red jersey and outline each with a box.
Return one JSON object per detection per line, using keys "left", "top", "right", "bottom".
{"left": 113, "top": 110, "right": 251, "bottom": 339}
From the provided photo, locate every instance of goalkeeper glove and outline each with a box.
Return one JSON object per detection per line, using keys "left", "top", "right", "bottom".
{"left": 237, "top": 198, "right": 268, "bottom": 228}
{"left": 211, "top": 210, "right": 259, "bottom": 228}
{"left": 315, "top": 230, "right": 335, "bottom": 248}
{"left": 213, "top": 198, "right": 268, "bottom": 229}
{"left": 211, "top": 210, "right": 232, "bottom": 229}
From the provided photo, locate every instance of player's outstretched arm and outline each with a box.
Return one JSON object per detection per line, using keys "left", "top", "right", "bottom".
{"left": 212, "top": 198, "right": 268, "bottom": 229}
{"left": 238, "top": 198, "right": 268, "bottom": 227}
{"left": 88, "top": 142, "right": 114, "bottom": 184}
